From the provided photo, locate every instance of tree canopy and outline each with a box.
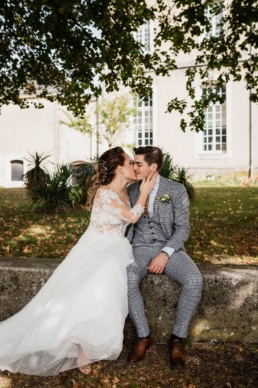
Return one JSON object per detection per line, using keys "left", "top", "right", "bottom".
{"left": 0, "top": 0, "right": 257, "bottom": 131}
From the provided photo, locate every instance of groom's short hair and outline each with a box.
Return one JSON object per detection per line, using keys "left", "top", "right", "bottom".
{"left": 134, "top": 146, "right": 163, "bottom": 170}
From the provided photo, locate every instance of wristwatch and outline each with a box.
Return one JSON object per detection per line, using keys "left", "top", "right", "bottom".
{"left": 161, "top": 250, "right": 170, "bottom": 258}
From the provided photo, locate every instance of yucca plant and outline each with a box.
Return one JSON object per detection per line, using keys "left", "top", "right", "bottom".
{"left": 23, "top": 152, "right": 50, "bottom": 201}
{"left": 160, "top": 152, "right": 195, "bottom": 201}
{"left": 23, "top": 151, "right": 92, "bottom": 213}
{"left": 30, "top": 164, "right": 84, "bottom": 213}
{"left": 159, "top": 153, "right": 177, "bottom": 179}
{"left": 174, "top": 167, "right": 195, "bottom": 202}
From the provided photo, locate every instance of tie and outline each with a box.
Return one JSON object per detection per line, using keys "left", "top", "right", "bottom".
{"left": 144, "top": 195, "right": 149, "bottom": 217}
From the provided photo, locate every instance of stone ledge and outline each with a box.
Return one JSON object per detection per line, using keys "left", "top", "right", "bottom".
{"left": 0, "top": 256, "right": 257, "bottom": 343}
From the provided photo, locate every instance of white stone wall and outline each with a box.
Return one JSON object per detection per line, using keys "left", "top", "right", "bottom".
{"left": 0, "top": 100, "right": 92, "bottom": 187}
{"left": 0, "top": 76, "right": 257, "bottom": 188}
{"left": 152, "top": 71, "right": 258, "bottom": 178}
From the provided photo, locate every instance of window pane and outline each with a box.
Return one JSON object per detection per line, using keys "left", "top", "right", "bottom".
{"left": 136, "top": 21, "right": 150, "bottom": 53}
{"left": 11, "top": 161, "right": 23, "bottom": 181}
{"left": 202, "top": 85, "right": 227, "bottom": 153}
{"left": 135, "top": 93, "right": 153, "bottom": 146}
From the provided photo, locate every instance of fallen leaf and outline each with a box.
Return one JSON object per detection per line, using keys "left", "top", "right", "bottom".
{"left": 72, "top": 379, "right": 79, "bottom": 388}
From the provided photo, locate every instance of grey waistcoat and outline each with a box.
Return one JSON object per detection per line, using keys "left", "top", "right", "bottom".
{"left": 132, "top": 213, "right": 168, "bottom": 247}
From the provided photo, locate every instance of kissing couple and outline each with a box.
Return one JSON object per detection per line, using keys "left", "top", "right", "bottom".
{"left": 0, "top": 146, "right": 202, "bottom": 376}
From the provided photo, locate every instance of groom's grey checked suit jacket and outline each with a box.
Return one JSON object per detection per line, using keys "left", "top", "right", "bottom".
{"left": 126, "top": 175, "right": 203, "bottom": 339}
{"left": 126, "top": 175, "right": 190, "bottom": 252}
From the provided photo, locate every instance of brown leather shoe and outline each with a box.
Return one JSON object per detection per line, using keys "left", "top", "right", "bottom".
{"left": 128, "top": 337, "right": 153, "bottom": 362}
{"left": 169, "top": 338, "right": 186, "bottom": 366}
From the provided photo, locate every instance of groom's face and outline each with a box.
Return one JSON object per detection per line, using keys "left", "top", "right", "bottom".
{"left": 134, "top": 154, "right": 158, "bottom": 180}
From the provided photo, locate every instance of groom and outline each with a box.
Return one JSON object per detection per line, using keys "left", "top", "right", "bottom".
{"left": 126, "top": 146, "right": 203, "bottom": 366}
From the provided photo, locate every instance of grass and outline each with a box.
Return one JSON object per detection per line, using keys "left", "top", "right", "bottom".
{"left": 186, "top": 186, "right": 258, "bottom": 264}
{"left": 0, "top": 188, "right": 90, "bottom": 260}
{"left": 0, "top": 188, "right": 257, "bottom": 387}
{"left": 0, "top": 187, "right": 257, "bottom": 264}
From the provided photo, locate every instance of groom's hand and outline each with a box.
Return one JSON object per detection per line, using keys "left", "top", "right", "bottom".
{"left": 148, "top": 252, "right": 169, "bottom": 274}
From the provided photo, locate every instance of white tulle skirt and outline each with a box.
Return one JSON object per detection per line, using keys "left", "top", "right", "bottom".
{"left": 0, "top": 230, "right": 134, "bottom": 376}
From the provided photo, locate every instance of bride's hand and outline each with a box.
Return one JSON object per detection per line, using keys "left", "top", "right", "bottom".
{"left": 139, "top": 173, "right": 157, "bottom": 196}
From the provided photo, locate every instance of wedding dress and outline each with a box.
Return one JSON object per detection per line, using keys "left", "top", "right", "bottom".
{"left": 0, "top": 188, "right": 144, "bottom": 376}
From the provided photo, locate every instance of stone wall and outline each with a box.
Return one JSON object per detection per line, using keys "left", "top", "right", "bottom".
{"left": 0, "top": 256, "right": 257, "bottom": 343}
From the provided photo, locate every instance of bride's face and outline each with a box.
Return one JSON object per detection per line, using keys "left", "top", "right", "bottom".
{"left": 120, "top": 154, "right": 136, "bottom": 181}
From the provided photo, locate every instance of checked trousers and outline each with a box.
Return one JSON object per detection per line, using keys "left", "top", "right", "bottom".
{"left": 127, "top": 244, "right": 203, "bottom": 339}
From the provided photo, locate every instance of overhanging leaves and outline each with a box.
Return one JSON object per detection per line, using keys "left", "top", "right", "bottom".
{"left": 0, "top": 0, "right": 257, "bottom": 131}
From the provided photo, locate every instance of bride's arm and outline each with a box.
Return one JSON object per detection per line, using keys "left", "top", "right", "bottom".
{"left": 108, "top": 195, "right": 145, "bottom": 224}
{"left": 104, "top": 174, "right": 157, "bottom": 224}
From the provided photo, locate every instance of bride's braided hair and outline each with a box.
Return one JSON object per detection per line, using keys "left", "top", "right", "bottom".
{"left": 86, "top": 147, "right": 126, "bottom": 209}
{"left": 97, "top": 146, "right": 126, "bottom": 185}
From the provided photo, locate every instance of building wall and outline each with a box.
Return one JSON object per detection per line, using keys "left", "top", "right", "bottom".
{"left": 0, "top": 79, "right": 257, "bottom": 188}
{"left": 0, "top": 100, "right": 91, "bottom": 187}
{"left": 146, "top": 70, "right": 258, "bottom": 178}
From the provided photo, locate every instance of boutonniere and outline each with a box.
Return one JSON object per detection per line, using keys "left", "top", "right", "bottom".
{"left": 158, "top": 193, "right": 172, "bottom": 203}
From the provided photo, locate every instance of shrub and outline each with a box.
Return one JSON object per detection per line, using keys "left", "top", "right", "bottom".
{"left": 159, "top": 152, "right": 195, "bottom": 201}
{"left": 32, "top": 164, "right": 86, "bottom": 213}
{"left": 159, "top": 153, "right": 177, "bottom": 179}
{"left": 23, "top": 152, "right": 50, "bottom": 200}
{"left": 71, "top": 159, "right": 97, "bottom": 203}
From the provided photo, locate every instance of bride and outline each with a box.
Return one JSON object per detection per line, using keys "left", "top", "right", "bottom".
{"left": 0, "top": 146, "right": 156, "bottom": 376}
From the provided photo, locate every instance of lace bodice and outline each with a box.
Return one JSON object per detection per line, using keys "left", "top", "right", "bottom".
{"left": 88, "top": 188, "right": 144, "bottom": 237}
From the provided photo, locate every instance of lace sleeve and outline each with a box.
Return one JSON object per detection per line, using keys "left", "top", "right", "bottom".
{"left": 100, "top": 189, "right": 144, "bottom": 224}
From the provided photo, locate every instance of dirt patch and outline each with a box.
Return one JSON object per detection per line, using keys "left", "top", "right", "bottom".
{"left": 1, "top": 341, "right": 257, "bottom": 387}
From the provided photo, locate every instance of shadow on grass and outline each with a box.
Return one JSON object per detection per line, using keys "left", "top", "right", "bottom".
{"left": 0, "top": 187, "right": 257, "bottom": 264}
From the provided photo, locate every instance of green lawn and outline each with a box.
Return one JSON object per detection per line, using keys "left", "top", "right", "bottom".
{"left": 186, "top": 186, "right": 258, "bottom": 264}
{"left": 0, "top": 188, "right": 90, "bottom": 260}
{"left": 0, "top": 187, "right": 257, "bottom": 264}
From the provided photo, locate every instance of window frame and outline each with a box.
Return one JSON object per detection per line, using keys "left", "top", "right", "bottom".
{"left": 135, "top": 20, "right": 153, "bottom": 53}
{"left": 201, "top": 85, "right": 227, "bottom": 154}
{"left": 133, "top": 93, "right": 153, "bottom": 147}
{"left": 11, "top": 160, "right": 24, "bottom": 181}
{"left": 204, "top": 2, "right": 223, "bottom": 38}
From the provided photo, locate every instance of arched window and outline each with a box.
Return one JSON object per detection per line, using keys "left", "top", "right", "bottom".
{"left": 11, "top": 160, "right": 24, "bottom": 181}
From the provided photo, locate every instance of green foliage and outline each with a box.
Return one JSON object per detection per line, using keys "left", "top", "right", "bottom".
{"left": 96, "top": 95, "right": 135, "bottom": 147}
{"left": 156, "top": 0, "right": 258, "bottom": 132}
{"left": 23, "top": 152, "right": 50, "bottom": 200}
{"left": 60, "top": 110, "right": 93, "bottom": 135}
{"left": 0, "top": 0, "right": 154, "bottom": 115}
{"left": 60, "top": 95, "right": 134, "bottom": 148}
{"left": 0, "top": 1, "right": 256, "bottom": 132}
{"left": 159, "top": 153, "right": 195, "bottom": 201}
{"left": 71, "top": 160, "right": 97, "bottom": 203}
{"left": 174, "top": 167, "right": 196, "bottom": 202}
{"left": 159, "top": 153, "right": 178, "bottom": 179}
{"left": 30, "top": 164, "right": 84, "bottom": 214}
{"left": 24, "top": 152, "right": 88, "bottom": 213}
